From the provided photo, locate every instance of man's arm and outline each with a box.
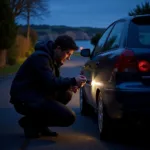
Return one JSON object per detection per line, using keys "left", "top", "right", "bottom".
{"left": 31, "top": 54, "right": 77, "bottom": 91}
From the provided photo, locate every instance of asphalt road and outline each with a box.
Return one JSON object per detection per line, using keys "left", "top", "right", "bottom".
{"left": 0, "top": 55, "right": 150, "bottom": 150}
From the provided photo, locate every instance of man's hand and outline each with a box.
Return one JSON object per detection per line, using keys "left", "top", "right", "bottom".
{"left": 70, "top": 86, "right": 79, "bottom": 93}
{"left": 75, "top": 75, "right": 87, "bottom": 88}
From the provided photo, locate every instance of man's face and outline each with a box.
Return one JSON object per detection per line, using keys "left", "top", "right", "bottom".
{"left": 55, "top": 46, "right": 74, "bottom": 65}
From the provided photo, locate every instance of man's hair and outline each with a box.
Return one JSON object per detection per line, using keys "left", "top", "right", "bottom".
{"left": 54, "top": 35, "right": 79, "bottom": 51}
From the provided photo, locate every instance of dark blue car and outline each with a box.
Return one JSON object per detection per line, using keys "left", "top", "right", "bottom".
{"left": 80, "top": 15, "right": 150, "bottom": 140}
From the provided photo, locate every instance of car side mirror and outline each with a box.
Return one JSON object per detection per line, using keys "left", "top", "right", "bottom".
{"left": 80, "top": 48, "right": 91, "bottom": 57}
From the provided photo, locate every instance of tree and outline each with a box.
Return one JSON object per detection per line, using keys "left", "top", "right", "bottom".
{"left": 91, "top": 33, "right": 102, "bottom": 47}
{"left": 10, "top": 0, "right": 50, "bottom": 19}
{"left": 0, "top": 0, "right": 17, "bottom": 50}
{"left": 129, "top": 1, "right": 150, "bottom": 16}
{"left": 10, "top": 0, "right": 50, "bottom": 41}
{"left": 0, "top": 0, "right": 17, "bottom": 66}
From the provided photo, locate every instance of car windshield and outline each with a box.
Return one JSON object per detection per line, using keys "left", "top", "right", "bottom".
{"left": 127, "top": 16, "right": 150, "bottom": 49}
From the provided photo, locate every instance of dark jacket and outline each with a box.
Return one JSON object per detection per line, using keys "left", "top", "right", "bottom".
{"left": 10, "top": 40, "right": 77, "bottom": 104}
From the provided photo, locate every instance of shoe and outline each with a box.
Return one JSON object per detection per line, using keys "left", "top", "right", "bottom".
{"left": 24, "top": 127, "right": 40, "bottom": 139}
{"left": 40, "top": 127, "right": 58, "bottom": 137}
{"left": 18, "top": 117, "right": 40, "bottom": 139}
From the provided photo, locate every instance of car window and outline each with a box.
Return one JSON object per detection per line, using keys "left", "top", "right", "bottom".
{"left": 127, "top": 16, "right": 150, "bottom": 48}
{"left": 139, "top": 31, "right": 150, "bottom": 45}
{"left": 104, "top": 21, "right": 125, "bottom": 51}
{"left": 91, "top": 24, "right": 114, "bottom": 57}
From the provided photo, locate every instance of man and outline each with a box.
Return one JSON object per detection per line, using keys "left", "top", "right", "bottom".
{"left": 10, "top": 35, "right": 87, "bottom": 138}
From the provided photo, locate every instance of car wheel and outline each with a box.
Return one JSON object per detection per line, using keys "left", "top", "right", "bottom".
{"left": 80, "top": 88, "right": 92, "bottom": 116}
{"left": 97, "top": 94, "right": 111, "bottom": 140}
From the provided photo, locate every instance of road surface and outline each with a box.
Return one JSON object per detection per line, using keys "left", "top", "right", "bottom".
{"left": 0, "top": 56, "right": 149, "bottom": 150}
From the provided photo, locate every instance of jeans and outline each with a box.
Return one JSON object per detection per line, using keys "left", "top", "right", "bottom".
{"left": 13, "top": 90, "right": 76, "bottom": 128}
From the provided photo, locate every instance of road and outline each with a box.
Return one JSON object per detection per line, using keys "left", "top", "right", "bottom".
{"left": 0, "top": 56, "right": 149, "bottom": 150}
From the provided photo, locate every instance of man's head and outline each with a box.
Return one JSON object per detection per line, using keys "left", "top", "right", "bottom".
{"left": 53, "top": 35, "right": 79, "bottom": 65}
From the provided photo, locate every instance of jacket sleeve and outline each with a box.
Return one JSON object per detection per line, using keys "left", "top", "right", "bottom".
{"left": 31, "top": 54, "right": 77, "bottom": 91}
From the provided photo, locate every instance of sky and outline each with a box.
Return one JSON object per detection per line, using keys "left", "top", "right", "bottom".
{"left": 17, "top": 0, "right": 149, "bottom": 28}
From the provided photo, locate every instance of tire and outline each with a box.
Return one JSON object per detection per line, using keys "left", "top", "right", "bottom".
{"left": 80, "top": 88, "right": 92, "bottom": 116}
{"left": 97, "top": 94, "right": 111, "bottom": 140}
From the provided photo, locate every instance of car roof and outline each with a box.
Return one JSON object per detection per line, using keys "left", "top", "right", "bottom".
{"left": 105, "top": 15, "right": 150, "bottom": 29}
{"left": 116, "top": 14, "right": 150, "bottom": 22}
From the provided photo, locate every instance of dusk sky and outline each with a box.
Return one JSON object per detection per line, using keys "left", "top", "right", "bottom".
{"left": 18, "top": 0, "right": 148, "bottom": 28}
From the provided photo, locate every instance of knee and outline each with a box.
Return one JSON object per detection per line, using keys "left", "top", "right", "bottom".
{"left": 64, "top": 90, "right": 73, "bottom": 104}
{"left": 56, "top": 90, "right": 73, "bottom": 105}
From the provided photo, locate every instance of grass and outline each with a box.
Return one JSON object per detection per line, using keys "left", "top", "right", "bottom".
{"left": 0, "top": 63, "right": 22, "bottom": 76}
{"left": 0, "top": 57, "right": 26, "bottom": 77}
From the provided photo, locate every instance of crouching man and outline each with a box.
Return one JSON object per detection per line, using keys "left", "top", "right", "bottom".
{"left": 10, "top": 35, "right": 87, "bottom": 138}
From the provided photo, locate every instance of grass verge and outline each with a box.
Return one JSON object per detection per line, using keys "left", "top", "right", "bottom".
{"left": 0, "top": 63, "right": 22, "bottom": 76}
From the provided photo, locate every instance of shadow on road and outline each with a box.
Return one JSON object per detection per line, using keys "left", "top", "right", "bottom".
{"left": 73, "top": 109, "right": 150, "bottom": 150}
{"left": 106, "top": 124, "right": 150, "bottom": 149}
{"left": 0, "top": 134, "right": 25, "bottom": 150}
{"left": 71, "top": 107, "right": 100, "bottom": 139}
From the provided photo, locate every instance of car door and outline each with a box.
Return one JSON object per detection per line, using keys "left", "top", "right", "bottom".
{"left": 83, "top": 24, "right": 115, "bottom": 106}
{"left": 91, "top": 20, "right": 126, "bottom": 108}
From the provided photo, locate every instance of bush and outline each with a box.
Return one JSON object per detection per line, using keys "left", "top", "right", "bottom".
{"left": 7, "top": 27, "right": 37, "bottom": 66}
{"left": 7, "top": 42, "right": 18, "bottom": 65}
{"left": 7, "top": 58, "right": 17, "bottom": 66}
{"left": 16, "top": 35, "right": 30, "bottom": 58}
{"left": 17, "top": 57, "right": 26, "bottom": 64}
{"left": 18, "top": 27, "right": 38, "bottom": 46}
{"left": 25, "top": 51, "right": 32, "bottom": 57}
{"left": 7, "top": 35, "right": 31, "bottom": 65}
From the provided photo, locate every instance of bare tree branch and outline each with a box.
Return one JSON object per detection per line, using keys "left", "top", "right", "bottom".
{"left": 10, "top": 0, "right": 26, "bottom": 18}
{"left": 10, "top": 0, "right": 50, "bottom": 42}
{"left": 10, "top": 0, "right": 50, "bottom": 19}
